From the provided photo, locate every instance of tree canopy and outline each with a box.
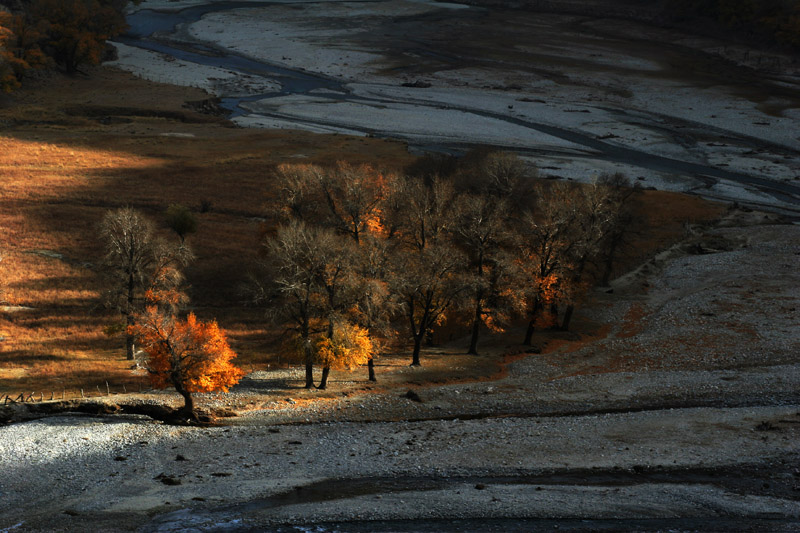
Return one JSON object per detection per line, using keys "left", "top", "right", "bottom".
{"left": 0, "top": 0, "right": 134, "bottom": 90}
{"left": 131, "top": 304, "right": 244, "bottom": 418}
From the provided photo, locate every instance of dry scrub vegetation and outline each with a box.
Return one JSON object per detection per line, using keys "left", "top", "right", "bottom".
{"left": 0, "top": 67, "right": 725, "bottom": 401}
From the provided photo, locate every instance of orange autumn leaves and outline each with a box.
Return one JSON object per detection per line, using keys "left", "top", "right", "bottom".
{"left": 315, "top": 324, "right": 374, "bottom": 370}
{"left": 129, "top": 301, "right": 244, "bottom": 397}
{"left": 281, "top": 322, "right": 374, "bottom": 371}
{"left": 1, "top": 0, "right": 130, "bottom": 91}
{"left": 0, "top": 11, "right": 41, "bottom": 93}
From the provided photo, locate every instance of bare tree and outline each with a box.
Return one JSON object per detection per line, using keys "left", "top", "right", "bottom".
{"left": 383, "top": 173, "right": 466, "bottom": 365}
{"left": 453, "top": 193, "right": 516, "bottom": 354}
{"left": 316, "top": 162, "right": 388, "bottom": 244}
{"left": 351, "top": 234, "right": 397, "bottom": 381}
{"left": 248, "top": 221, "right": 360, "bottom": 389}
{"left": 269, "top": 163, "right": 325, "bottom": 222}
{"left": 384, "top": 174, "right": 456, "bottom": 251}
{"left": 559, "top": 177, "right": 638, "bottom": 330}
{"left": 596, "top": 173, "right": 640, "bottom": 287}
{"left": 458, "top": 149, "right": 535, "bottom": 209}
{"left": 314, "top": 228, "right": 359, "bottom": 389}
{"left": 516, "top": 183, "right": 580, "bottom": 344}
{"left": 249, "top": 221, "right": 324, "bottom": 388}
{"left": 390, "top": 242, "right": 466, "bottom": 366}
{"left": 99, "top": 207, "right": 192, "bottom": 359}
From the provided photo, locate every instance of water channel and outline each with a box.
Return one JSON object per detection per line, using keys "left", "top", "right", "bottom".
{"left": 117, "top": 2, "right": 800, "bottom": 210}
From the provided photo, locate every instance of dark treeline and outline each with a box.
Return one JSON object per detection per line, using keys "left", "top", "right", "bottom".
{"left": 665, "top": 0, "right": 800, "bottom": 48}
{"left": 0, "top": 0, "right": 138, "bottom": 91}
{"left": 461, "top": 0, "right": 800, "bottom": 51}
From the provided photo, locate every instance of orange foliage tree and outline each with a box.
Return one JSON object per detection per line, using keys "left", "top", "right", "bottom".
{"left": 33, "top": 0, "right": 128, "bottom": 74}
{"left": 130, "top": 305, "right": 244, "bottom": 419}
{"left": 0, "top": 11, "right": 13, "bottom": 92}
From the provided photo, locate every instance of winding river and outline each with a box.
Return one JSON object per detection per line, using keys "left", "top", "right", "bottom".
{"left": 117, "top": 2, "right": 800, "bottom": 211}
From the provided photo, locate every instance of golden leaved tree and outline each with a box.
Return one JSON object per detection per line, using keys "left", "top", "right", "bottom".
{"left": 279, "top": 321, "right": 373, "bottom": 389}
{"left": 314, "top": 321, "right": 373, "bottom": 389}
{"left": 130, "top": 303, "right": 244, "bottom": 419}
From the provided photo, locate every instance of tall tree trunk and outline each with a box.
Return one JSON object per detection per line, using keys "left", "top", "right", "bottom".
{"left": 409, "top": 303, "right": 424, "bottom": 366}
{"left": 304, "top": 341, "right": 314, "bottom": 389}
{"left": 561, "top": 304, "right": 575, "bottom": 331}
{"left": 523, "top": 298, "right": 540, "bottom": 345}
{"left": 126, "top": 313, "right": 136, "bottom": 360}
{"left": 175, "top": 385, "right": 195, "bottom": 420}
{"left": 126, "top": 273, "right": 136, "bottom": 360}
{"left": 302, "top": 321, "right": 314, "bottom": 388}
{"left": 524, "top": 319, "right": 535, "bottom": 345}
{"left": 304, "top": 360, "right": 314, "bottom": 389}
{"left": 411, "top": 336, "right": 422, "bottom": 366}
{"left": 549, "top": 302, "right": 559, "bottom": 328}
{"left": 318, "top": 366, "right": 331, "bottom": 389}
{"left": 468, "top": 317, "right": 481, "bottom": 355}
{"left": 601, "top": 239, "right": 619, "bottom": 287}
{"left": 368, "top": 357, "right": 377, "bottom": 381}
{"left": 468, "top": 292, "right": 483, "bottom": 355}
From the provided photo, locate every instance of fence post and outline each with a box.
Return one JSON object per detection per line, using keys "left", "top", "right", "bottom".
{"left": 106, "top": 381, "right": 110, "bottom": 396}
{"left": 80, "top": 389, "right": 84, "bottom": 399}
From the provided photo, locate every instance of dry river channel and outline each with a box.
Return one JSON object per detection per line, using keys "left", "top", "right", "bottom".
{"left": 115, "top": 1, "right": 800, "bottom": 215}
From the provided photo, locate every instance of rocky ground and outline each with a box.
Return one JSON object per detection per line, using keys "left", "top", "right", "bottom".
{"left": 1, "top": 213, "right": 798, "bottom": 532}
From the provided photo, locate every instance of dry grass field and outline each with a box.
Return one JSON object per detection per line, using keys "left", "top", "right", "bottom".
{"left": 0, "top": 66, "right": 725, "bottom": 400}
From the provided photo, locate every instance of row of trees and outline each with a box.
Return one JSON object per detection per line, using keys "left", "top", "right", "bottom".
{"left": 1, "top": 0, "right": 134, "bottom": 91}
{"left": 666, "top": 0, "right": 800, "bottom": 47}
{"left": 97, "top": 153, "right": 637, "bottom": 410}
{"left": 245, "top": 153, "right": 637, "bottom": 389}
